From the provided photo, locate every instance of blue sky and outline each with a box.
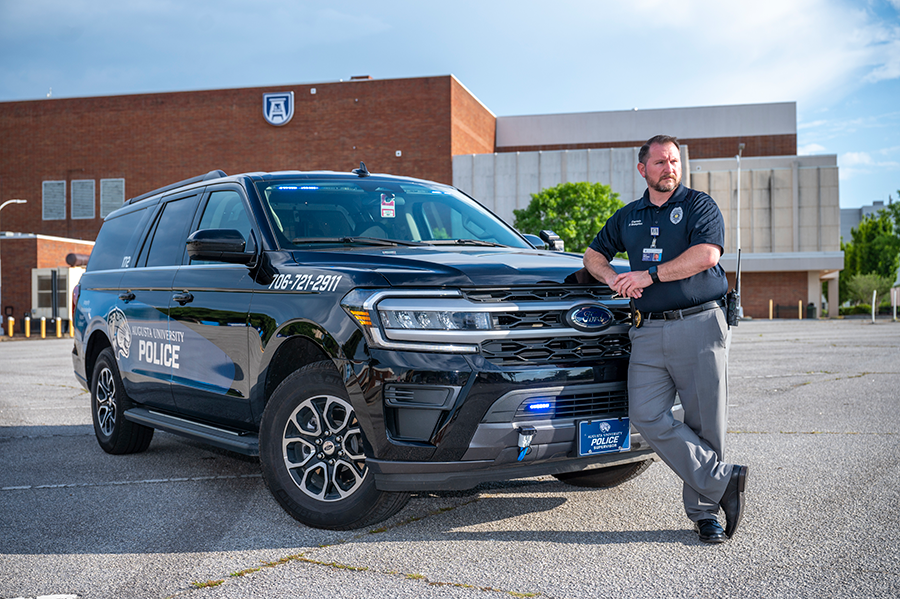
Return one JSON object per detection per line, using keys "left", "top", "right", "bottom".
{"left": 1, "top": 0, "right": 898, "bottom": 209}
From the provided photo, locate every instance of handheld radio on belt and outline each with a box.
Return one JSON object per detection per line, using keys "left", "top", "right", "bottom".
{"left": 726, "top": 248, "right": 741, "bottom": 327}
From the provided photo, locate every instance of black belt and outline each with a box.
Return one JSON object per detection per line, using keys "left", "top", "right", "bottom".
{"left": 644, "top": 299, "right": 725, "bottom": 321}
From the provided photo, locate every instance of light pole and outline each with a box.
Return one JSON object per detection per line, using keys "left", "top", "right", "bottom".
{"left": 735, "top": 145, "right": 744, "bottom": 319}
{"left": 0, "top": 199, "right": 28, "bottom": 321}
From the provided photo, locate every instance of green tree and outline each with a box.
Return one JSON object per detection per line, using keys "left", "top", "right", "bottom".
{"left": 840, "top": 209, "right": 900, "bottom": 304}
{"left": 513, "top": 181, "right": 623, "bottom": 253}
{"left": 846, "top": 272, "right": 893, "bottom": 306}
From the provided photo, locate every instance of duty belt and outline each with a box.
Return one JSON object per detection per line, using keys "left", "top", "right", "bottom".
{"left": 643, "top": 299, "right": 725, "bottom": 322}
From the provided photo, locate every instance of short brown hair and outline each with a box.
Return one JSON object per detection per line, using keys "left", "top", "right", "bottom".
{"left": 639, "top": 135, "right": 680, "bottom": 165}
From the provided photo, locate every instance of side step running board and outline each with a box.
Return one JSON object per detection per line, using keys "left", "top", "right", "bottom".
{"left": 124, "top": 408, "right": 259, "bottom": 456}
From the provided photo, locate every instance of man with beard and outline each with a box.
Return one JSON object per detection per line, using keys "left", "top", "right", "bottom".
{"left": 583, "top": 135, "right": 748, "bottom": 543}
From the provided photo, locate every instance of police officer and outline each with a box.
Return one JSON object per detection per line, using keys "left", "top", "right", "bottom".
{"left": 583, "top": 135, "right": 748, "bottom": 543}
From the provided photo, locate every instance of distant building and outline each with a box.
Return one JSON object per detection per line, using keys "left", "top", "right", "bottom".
{"left": 840, "top": 199, "right": 894, "bottom": 242}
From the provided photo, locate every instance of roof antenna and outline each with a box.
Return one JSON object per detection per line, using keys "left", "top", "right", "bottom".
{"left": 352, "top": 161, "right": 370, "bottom": 177}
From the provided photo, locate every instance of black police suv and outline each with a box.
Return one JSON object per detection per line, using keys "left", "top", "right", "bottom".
{"left": 72, "top": 165, "right": 658, "bottom": 530}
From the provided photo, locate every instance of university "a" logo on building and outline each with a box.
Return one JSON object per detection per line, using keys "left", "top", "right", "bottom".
{"left": 263, "top": 92, "right": 295, "bottom": 126}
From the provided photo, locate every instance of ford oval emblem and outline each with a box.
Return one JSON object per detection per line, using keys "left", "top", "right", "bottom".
{"left": 565, "top": 304, "right": 613, "bottom": 332}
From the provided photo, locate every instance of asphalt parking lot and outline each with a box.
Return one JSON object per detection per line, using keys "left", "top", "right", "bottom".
{"left": 1, "top": 318, "right": 898, "bottom": 599}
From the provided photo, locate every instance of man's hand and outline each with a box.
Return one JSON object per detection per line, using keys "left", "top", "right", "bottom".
{"left": 611, "top": 270, "right": 652, "bottom": 298}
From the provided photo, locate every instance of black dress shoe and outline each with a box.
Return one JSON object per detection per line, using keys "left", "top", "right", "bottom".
{"left": 719, "top": 464, "right": 748, "bottom": 538}
{"left": 695, "top": 519, "right": 727, "bottom": 543}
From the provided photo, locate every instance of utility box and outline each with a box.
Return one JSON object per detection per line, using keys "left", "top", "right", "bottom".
{"left": 31, "top": 267, "right": 84, "bottom": 321}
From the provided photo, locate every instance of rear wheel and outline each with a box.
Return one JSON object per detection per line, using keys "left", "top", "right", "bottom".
{"left": 91, "top": 347, "right": 154, "bottom": 454}
{"left": 259, "top": 361, "right": 410, "bottom": 530}
{"left": 553, "top": 459, "right": 653, "bottom": 488}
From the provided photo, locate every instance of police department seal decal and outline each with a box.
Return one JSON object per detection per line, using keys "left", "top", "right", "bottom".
{"left": 670, "top": 206, "right": 684, "bottom": 225}
{"left": 263, "top": 91, "right": 295, "bottom": 126}
{"left": 106, "top": 307, "right": 131, "bottom": 359}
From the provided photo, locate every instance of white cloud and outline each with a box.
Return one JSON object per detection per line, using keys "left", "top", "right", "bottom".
{"left": 839, "top": 150, "right": 900, "bottom": 182}
{"left": 798, "top": 143, "right": 828, "bottom": 155}
{"left": 842, "top": 151, "right": 875, "bottom": 166}
{"left": 564, "top": 0, "right": 900, "bottom": 111}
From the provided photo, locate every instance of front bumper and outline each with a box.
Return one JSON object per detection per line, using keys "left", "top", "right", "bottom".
{"left": 353, "top": 347, "right": 681, "bottom": 492}
{"left": 371, "top": 444, "right": 656, "bottom": 492}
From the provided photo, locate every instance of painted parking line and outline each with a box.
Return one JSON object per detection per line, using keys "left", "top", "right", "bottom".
{"left": 1, "top": 473, "right": 262, "bottom": 492}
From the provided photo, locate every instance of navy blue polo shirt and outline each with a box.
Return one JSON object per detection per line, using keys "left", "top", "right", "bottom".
{"left": 589, "top": 184, "right": 728, "bottom": 313}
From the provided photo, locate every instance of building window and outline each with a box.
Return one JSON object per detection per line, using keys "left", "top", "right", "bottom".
{"left": 36, "top": 271, "right": 67, "bottom": 309}
{"left": 72, "top": 180, "right": 96, "bottom": 220}
{"left": 42, "top": 180, "right": 66, "bottom": 220}
{"left": 100, "top": 178, "right": 125, "bottom": 218}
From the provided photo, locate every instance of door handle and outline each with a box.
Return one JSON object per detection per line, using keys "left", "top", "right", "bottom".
{"left": 173, "top": 292, "right": 194, "bottom": 305}
{"left": 118, "top": 291, "right": 135, "bottom": 302}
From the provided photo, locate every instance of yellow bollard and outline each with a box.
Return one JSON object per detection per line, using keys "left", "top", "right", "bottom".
{"left": 769, "top": 299, "right": 773, "bottom": 320}
{"left": 41, "top": 317, "right": 46, "bottom": 338}
{"left": 56, "top": 318, "right": 62, "bottom": 338}
{"left": 69, "top": 319, "right": 74, "bottom": 337}
{"left": 25, "top": 316, "right": 30, "bottom": 338}
{"left": 799, "top": 300, "right": 803, "bottom": 320}
{"left": 6, "top": 316, "right": 13, "bottom": 337}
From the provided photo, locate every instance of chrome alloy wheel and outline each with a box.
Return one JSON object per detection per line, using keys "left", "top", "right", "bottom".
{"left": 282, "top": 395, "right": 367, "bottom": 501}
{"left": 95, "top": 366, "right": 117, "bottom": 437}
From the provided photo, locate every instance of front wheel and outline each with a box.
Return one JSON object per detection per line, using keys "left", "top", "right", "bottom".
{"left": 553, "top": 459, "right": 653, "bottom": 488}
{"left": 259, "top": 361, "right": 410, "bottom": 530}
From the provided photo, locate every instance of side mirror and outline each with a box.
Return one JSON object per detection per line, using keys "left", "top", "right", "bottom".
{"left": 521, "top": 233, "right": 547, "bottom": 249}
{"left": 186, "top": 229, "right": 255, "bottom": 264}
{"left": 539, "top": 230, "right": 565, "bottom": 252}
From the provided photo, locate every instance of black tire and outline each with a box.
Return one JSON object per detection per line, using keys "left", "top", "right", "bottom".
{"left": 553, "top": 459, "right": 653, "bottom": 488}
{"left": 91, "top": 347, "right": 154, "bottom": 454}
{"left": 259, "top": 361, "right": 410, "bottom": 530}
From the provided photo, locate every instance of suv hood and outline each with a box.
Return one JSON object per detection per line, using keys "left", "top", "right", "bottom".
{"left": 291, "top": 246, "right": 589, "bottom": 287}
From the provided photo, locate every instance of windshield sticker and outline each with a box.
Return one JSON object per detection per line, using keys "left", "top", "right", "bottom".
{"left": 381, "top": 193, "right": 395, "bottom": 218}
{"left": 268, "top": 273, "right": 343, "bottom": 292}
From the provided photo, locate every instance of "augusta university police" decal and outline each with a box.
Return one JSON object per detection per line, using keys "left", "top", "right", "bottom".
{"left": 263, "top": 91, "right": 294, "bottom": 126}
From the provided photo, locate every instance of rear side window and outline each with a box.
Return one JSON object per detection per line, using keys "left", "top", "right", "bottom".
{"left": 86, "top": 208, "right": 150, "bottom": 272}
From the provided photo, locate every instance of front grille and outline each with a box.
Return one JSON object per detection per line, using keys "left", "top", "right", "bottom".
{"left": 462, "top": 286, "right": 632, "bottom": 333}
{"left": 515, "top": 386, "right": 628, "bottom": 421}
{"left": 463, "top": 286, "right": 614, "bottom": 303}
{"left": 495, "top": 311, "right": 562, "bottom": 329}
{"left": 481, "top": 333, "right": 630, "bottom": 366}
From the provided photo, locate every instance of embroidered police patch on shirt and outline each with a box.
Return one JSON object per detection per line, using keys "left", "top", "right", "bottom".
{"left": 670, "top": 206, "right": 684, "bottom": 225}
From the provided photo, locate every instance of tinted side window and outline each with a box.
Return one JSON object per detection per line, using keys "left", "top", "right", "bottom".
{"left": 144, "top": 195, "right": 200, "bottom": 267}
{"left": 86, "top": 207, "right": 150, "bottom": 272}
{"left": 198, "top": 190, "right": 253, "bottom": 244}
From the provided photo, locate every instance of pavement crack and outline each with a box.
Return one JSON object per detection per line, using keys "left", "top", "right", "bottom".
{"left": 170, "top": 496, "right": 548, "bottom": 599}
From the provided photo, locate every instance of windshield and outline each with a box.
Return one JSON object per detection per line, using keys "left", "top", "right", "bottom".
{"left": 255, "top": 178, "right": 531, "bottom": 250}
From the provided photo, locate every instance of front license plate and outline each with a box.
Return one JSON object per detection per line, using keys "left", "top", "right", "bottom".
{"left": 578, "top": 417, "right": 631, "bottom": 456}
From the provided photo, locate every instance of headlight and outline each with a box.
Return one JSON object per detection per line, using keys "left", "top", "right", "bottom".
{"left": 379, "top": 309, "right": 492, "bottom": 330}
{"left": 341, "top": 289, "right": 483, "bottom": 353}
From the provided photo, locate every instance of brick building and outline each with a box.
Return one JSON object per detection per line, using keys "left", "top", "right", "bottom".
{"left": 0, "top": 74, "right": 839, "bottom": 323}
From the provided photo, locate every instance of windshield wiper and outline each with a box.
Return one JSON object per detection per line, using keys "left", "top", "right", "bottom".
{"left": 291, "top": 237, "right": 430, "bottom": 247}
{"left": 428, "top": 239, "right": 508, "bottom": 247}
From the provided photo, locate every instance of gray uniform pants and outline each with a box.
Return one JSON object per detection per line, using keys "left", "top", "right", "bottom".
{"left": 628, "top": 307, "right": 733, "bottom": 522}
